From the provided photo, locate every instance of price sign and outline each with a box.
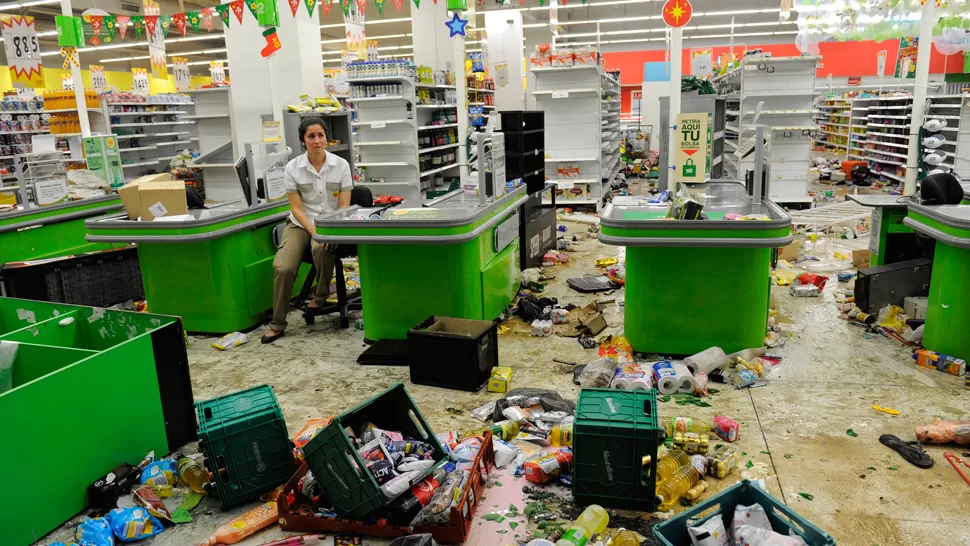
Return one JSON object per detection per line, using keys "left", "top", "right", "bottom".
{"left": 61, "top": 73, "right": 74, "bottom": 90}
{"left": 209, "top": 61, "right": 226, "bottom": 84}
{"left": 265, "top": 168, "right": 286, "bottom": 201}
{"left": 262, "top": 120, "right": 281, "bottom": 142}
{"left": 551, "top": 90, "right": 569, "bottom": 99}
{"left": 89, "top": 65, "right": 107, "bottom": 93}
{"left": 132, "top": 68, "right": 149, "bottom": 95}
{"left": 34, "top": 177, "right": 69, "bottom": 206}
{"left": 370, "top": 121, "right": 386, "bottom": 129}
{"left": 173, "top": 57, "right": 190, "bottom": 91}
{"left": 1, "top": 15, "right": 44, "bottom": 88}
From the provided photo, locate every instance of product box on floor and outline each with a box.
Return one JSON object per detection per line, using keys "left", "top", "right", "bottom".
{"left": 279, "top": 433, "right": 495, "bottom": 544}
{"left": 408, "top": 316, "right": 499, "bottom": 392}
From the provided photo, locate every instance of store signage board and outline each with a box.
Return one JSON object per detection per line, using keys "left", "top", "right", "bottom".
{"left": 173, "top": 57, "right": 190, "bottom": 91}
{"left": 35, "top": 177, "right": 69, "bottom": 206}
{"left": 262, "top": 120, "right": 281, "bottom": 142}
{"left": 491, "top": 132, "right": 506, "bottom": 199}
{"left": 90, "top": 65, "right": 107, "bottom": 93}
{"left": 1, "top": 15, "right": 44, "bottom": 88}
{"left": 209, "top": 61, "right": 226, "bottom": 84}
{"left": 662, "top": 0, "right": 692, "bottom": 28}
{"left": 265, "top": 168, "right": 286, "bottom": 201}
{"left": 61, "top": 73, "right": 74, "bottom": 90}
{"left": 675, "top": 112, "right": 710, "bottom": 184}
{"left": 551, "top": 90, "right": 569, "bottom": 99}
{"left": 370, "top": 121, "right": 386, "bottom": 129}
{"left": 691, "top": 49, "right": 712, "bottom": 77}
{"left": 132, "top": 68, "right": 149, "bottom": 95}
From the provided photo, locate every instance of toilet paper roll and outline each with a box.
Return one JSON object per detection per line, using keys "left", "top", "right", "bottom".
{"left": 652, "top": 361, "right": 679, "bottom": 395}
{"left": 684, "top": 346, "right": 728, "bottom": 375}
{"left": 672, "top": 360, "right": 697, "bottom": 394}
{"left": 611, "top": 363, "right": 647, "bottom": 390}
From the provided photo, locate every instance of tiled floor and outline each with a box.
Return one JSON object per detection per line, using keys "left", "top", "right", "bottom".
{"left": 44, "top": 222, "right": 969, "bottom": 546}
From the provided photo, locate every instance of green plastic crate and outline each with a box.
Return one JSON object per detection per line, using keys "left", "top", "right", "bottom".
{"left": 195, "top": 385, "right": 296, "bottom": 510}
{"left": 653, "top": 480, "right": 836, "bottom": 545}
{"left": 572, "top": 388, "right": 661, "bottom": 512}
{"left": 302, "top": 383, "right": 447, "bottom": 520}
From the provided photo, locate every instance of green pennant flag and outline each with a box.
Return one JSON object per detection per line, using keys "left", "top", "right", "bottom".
{"left": 131, "top": 15, "right": 145, "bottom": 38}
{"left": 375, "top": 0, "right": 385, "bottom": 15}
{"left": 216, "top": 4, "right": 232, "bottom": 28}
{"left": 103, "top": 15, "right": 116, "bottom": 39}
{"left": 307, "top": 0, "right": 319, "bottom": 16}
{"left": 340, "top": 0, "right": 349, "bottom": 16}
{"left": 245, "top": 0, "right": 259, "bottom": 19}
{"left": 412, "top": 0, "right": 419, "bottom": 8}
{"left": 160, "top": 15, "right": 171, "bottom": 37}
{"left": 187, "top": 10, "right": 201, "bottom": 33}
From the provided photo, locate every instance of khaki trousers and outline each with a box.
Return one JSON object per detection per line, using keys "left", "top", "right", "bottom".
{"left": 270, "top": 221, "right": 335, "bottom": 331}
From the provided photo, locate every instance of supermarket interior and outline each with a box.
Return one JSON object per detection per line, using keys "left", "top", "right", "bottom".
{"left": 1, "top": 0, "right": 969, "bottom": 545}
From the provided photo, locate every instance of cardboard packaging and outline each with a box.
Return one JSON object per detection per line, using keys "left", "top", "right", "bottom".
{"left": 118, "top": 174, "right": 186, "bottom": 220}
{"left": 904, "top": 296, "right": 929, "bottom": 320}
{"left": 488, "top": 367, "right": 513, "bottom": 393}
{"left": 778, "top": 240, "right": 802, "bottom": 262}
{"left": 914, "top": 349, "right": 966, "bottom": 377}
{"left": 852, "top": 249, "right": 871, "bottom": 269}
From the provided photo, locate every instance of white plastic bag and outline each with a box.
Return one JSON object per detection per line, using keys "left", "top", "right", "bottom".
{"left": 578, "top": 358, "right": 619, "bottom": 388}
{"left": 688, "top": 516, "right": 729, "bottom": 546}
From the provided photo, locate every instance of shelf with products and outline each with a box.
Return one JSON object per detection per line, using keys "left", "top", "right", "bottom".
{"left": 922, "top": 95, "right": 969, "bottom": 175}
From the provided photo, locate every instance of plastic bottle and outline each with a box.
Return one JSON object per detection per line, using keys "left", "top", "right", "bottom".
{"left": 199, "top": 501, "right": 277, "bottom": 545}
{"left": 549, "top": 424, "right": 573, "bottom": 447}
{"left": 556, "top": 504, "right": 609, "bottom": 546}
{"left": 662, "top": 417, "right": 711, "bottom": 437}
{"left": 611, "top": 530, "right": 641, "bottom": 546}
{"left": 656, "top": 449, "right": 690, "bottom": 483}
{"left": 656, "top": 465, "right": 701, "bottom": 508}
{"left": 387, "top": 466, "right": 449, "bottom": 524}
{"left": 462, "top": 420, "right": 520, "bottom": 442}
{"left": 176, "top": 457, "right": 210, "bottom": 493}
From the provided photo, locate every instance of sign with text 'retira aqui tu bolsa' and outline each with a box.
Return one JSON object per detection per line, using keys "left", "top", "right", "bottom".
{"left": 675, "top": 112, "right": 711, "bottom": 184}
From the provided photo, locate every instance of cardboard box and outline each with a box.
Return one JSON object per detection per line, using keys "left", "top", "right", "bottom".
{"left": 487, "top": 366, "right": 513, "bottom": 393}
{"left": 778, "top": 240, "right": 801, "bottom": 262}
{"left": 118, "top": 174, "right": 182, "bottom": 220}
{"left": 139, "top": 180, "right": 187, "bottom": 221}
{"left": 904, "top": 296, "right": 929, "bottom": 320}
{"left": 852, "top": 249, "right": 871, "bottom": 269}
{"left": 915, "top": 349, "right": 966, "bottom": 376}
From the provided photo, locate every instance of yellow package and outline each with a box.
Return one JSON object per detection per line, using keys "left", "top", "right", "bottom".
{"left": 488, "top": 366, "right": 513, "bottom": 393}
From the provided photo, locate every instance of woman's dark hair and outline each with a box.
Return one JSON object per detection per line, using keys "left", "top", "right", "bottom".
{"left": 298, "top": 116, "right": 327, "bottom": 144}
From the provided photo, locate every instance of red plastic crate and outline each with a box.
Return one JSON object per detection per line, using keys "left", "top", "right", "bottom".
{"left": 278, "top": 433, "right": 495, "bottom": 545}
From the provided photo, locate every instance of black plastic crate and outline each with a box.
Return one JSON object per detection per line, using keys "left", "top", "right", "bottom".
{"left": 522, "top": 169, "right": 546, "bottom": 194}
{"left": 520, "top": 207, "right": 557, "bottom": 269}
{"left": 1, "top": 247, "right": 143, "bottom": 307}
{"left": 408, "top": 316, "right": 498, "bottom": 392}
{"left": 500, "top": 110, "right": 544, "bottom": 132}
{"left": 503, "top": 130, "right": 544, "bottom": 154}
{"left": 506, "top": 149, "right": 544, "bottom": 179}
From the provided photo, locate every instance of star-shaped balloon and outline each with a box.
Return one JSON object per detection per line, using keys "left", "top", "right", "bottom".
{"left": 445, "top": 11, "right": 468, "bottom": 37}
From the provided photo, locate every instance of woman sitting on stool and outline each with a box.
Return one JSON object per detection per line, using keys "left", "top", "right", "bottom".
{"left": 262, "top": 116, "right": 352, "bottom": 344}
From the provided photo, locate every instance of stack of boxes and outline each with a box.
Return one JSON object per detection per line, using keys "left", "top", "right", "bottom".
{"left": 529, "top": 44, "right": 599, "bottom": 69}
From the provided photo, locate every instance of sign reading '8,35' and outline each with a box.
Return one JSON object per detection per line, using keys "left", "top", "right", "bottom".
{"left": 675, "top": 112, "right": 710, "bottom": 184}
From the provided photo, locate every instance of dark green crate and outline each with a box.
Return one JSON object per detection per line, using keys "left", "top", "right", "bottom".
{"left": 195, "top": 386, "right": 296, "bottom": 510}
{"left": 653, "top": 480, "right": 836, "bottom": 545}
{"left": 572, "top": 388, "right": 661, "bottom": 512}
{"left": 303, "top": 383, "right": 447, "bottom": 520}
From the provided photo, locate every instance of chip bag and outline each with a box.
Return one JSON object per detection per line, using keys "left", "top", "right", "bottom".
{"left": 106, "top": 508, "right": 164, "bottom": 542}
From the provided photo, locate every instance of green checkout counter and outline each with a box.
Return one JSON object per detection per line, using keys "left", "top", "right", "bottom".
{"left": 0, "top": 195, "right": 126, "bottom": 264}
{"left": 599, "top": 181, "right": 793, "bottom": 355}
{"left": 314, "top": 185, "right": 526, "bottom": 345}
{"left": 85, "top": 200, "right": 296, "bottom": 333}
{"left": 904, "top": 204, "right": 970, "bottom": 361}
{"left": 846, "top": 194, "right": 923, "bottom": 267}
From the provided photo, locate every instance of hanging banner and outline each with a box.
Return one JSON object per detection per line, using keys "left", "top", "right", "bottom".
{"left": 61, "top": 73, "right": 74, "bottom": 90}
{"left": 215, "top": 4, "right": 231, "bottom": 28}
{"left": 117, "top": 15, "right": 129, "bottom": 39}
{"left": 90, "top": 64, "right": 107, "bottom": 93}
{"left": 131, "top": 16, "right": 144, "bottom": 38}
{"left": 173, "top": 57, "right": 191, "bottom": 91}
{"left": 344, "top": 0, "right": 365, "bottom": 60}
{"left": 1, "top": 15, "right": 44, "bottom": 88}
{"left": 172, "top": 12, "right": 186, "bottom": 36}
{"left": 548, "top": 0, "right": 557, "bottom": 31}
{"left": 144, "top": 0, "right": 167, "bottom": 80}
{"left": 288, "top": 0, "right": 300, "bottom": 16}
{"left": 392, "top": 0, "right": 402, "bottom": 11}
{"left": 201, "top": 7, "right": 214, "bottom": 31}
{"left": 230, "top": 0, "right": 246, "bottom": 23}
{"left": 691, "top": 48, "right": 712, "bottom": 78}
{"left": 323, "top": 0, "right": 333, "bottom": 16}
{"left": 877, "top": 50, "right": 887, "bottom": 77}
{"left": 132, "top": 67, "right": 150, "bottom": 94}
{"left": 210, "top": 61, "right": 226, "bottom": 84}
{"left": 895, "top": 37, "right": 918, "bottom": 79}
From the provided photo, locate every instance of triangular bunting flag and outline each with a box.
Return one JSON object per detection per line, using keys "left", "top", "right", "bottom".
{"left": 215, "top": 5, "right": 231, "bottom": 28}
{"left": 560, "top": 0, "right": 566, "bottom": 5}
{"left": 412, "top": 0, "right": 420, "bottom": 9}
{"left": 340, "top": 0, "right": 350, "bottom": 16}
{"left": 117, "top": 15, "right": 129, "bottom": 39}
{"left": 355, "top": 0, "right": 366, "bottom": 15}
{"left": 200, "top": 7, "right": 213, "bottom": 31}
{"left": 432, "top": 0, "right": 436, "bottom": 4}
{"left": 173, "top": 12, "right": 187, "bottom": 36}
{"left": 322, "top": 0, "right": 333, "bottom": 16}
{"left": 245, "top": 0, "right": 259, "bottom": 19}
{"left": 375, "top": 0, "right": 385, "bottom": 14}
{"left": 159, "top": 15, "right": 171, "bottom": 37}
{"left": 230, "top": 0, "right": 246, "bottom": 24}
{"left": 90, "top": 15, "right": 103, "bottom": 35}
{"left": 131, "top": 16, "right": 144, "bottom": 38}
{"left": 305, "top": 0, "right": 317, "bottom": 16}
{"left": 288, "top": 0, "right": 300, "bottom": 16}
{"left": 104, "top": 15, "right": 116, "bottom": 38}
{"left": 538, "top": 0, "right": 545, "bottom": 5}
{"left": 393, "top": 0, "right": 402, "bottom": 11}
{"left": 144, "top": 15, "right": 157, "bottom": 37}
{"left": 187, "top": 11, "right": 200, "bottom": 33}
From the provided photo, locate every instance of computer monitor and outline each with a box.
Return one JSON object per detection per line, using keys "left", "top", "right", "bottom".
{"left": 236, "top": 155, "right": 264, "bottom": 206}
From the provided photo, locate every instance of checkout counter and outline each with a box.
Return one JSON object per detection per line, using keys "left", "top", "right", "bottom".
{"left": 314, "top": 185, "right": 526, "bottom": 344}
{"left": 0, "top": 195, "right": 126, "bottom": 263}
{"left": 845, "top": 194, "right": 928, "bottom": 266}
{"left": 599, "top": 181, "right": 793, "bottom": 355}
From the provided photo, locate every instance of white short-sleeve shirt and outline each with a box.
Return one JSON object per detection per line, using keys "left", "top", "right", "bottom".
{"left": 284, "top": 150, "right": 353, "bottom": 229}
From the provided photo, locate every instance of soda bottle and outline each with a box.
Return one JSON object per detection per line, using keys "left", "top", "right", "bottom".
{"left": 656, "top": 449, "right": 690, "bottom": 482}
{"left": 200, "top": 501, "right": 278, "bottom": 545}
{"left": 662, "top": 417, "right": 711, "bottom": 437}
{"left": 549, "top": 424, "right": 573, "bottom": 447}
{"left": 611, "top": 530, "right": 640, "bottom": 546}
{"left": 556, "top": 504, "right": 609, "bottom": 546}
{"left": 176, "top": 457, "right": 210, "bottom": 493}
{"left": 656, "top": 465, "right": 700, "bottom": 508}
{"left": 387, "top": 466, "right": 449, "bottom": 524}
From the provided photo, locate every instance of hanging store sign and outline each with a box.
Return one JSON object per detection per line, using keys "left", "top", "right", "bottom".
{"left": 662, "top": 0, "right": 691, "bottom": 28}
{"left": 675, "top": 112, "right": 710, "bottom": 184}
{"left": 1, "top": 15, "right": 44, "bottom": 88}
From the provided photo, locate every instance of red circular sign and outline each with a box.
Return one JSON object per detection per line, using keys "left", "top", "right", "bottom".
{"left": 662, "top": 0, "right": 692, "bottom": 28}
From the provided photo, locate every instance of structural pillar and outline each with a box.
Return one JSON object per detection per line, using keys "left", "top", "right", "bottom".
{"left": 484, "top": 11, "right": 525, "bottom": 112}
{"left": 667, "top": 27, "right": 683, "bottom": 196}
{"left": 904, "top": 0, "right": 936, "bottom": 196}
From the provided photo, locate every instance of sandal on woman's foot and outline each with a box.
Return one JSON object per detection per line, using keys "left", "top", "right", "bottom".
{"left": 261, "top": 329, "right": 285, "bottom": 344}
{"left": 879, "top": 434, "right": 934, "bottom": 468}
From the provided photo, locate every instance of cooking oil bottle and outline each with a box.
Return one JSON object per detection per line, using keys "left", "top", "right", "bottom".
{"left": 176, "top": 457, "right": 211, "bottom": 493}
{"left": 460, "top": 420, "right": 520, "bottom": 441}
{"left": 611, "top": 530, "right": 640, "bottom": 546}
{"left": 656, "top": 449, "right": 690, "bottom": 482}
{"left": 662, "top": 417, "right": 711, "bottom": 437}
{"left": 656, "top": 465, "right": 700, "bottom": 508}
{"left": 549, "top": 424, "right": 573, "bottom": 447}
{"left": 556, "top": 504, "right": 609, "bottom": 546}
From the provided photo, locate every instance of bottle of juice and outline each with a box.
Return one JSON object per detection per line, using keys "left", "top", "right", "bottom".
{"left": 176, "top": 457, "right": 211, "bottom": 493}
{"left": 199, "top": 501, "right": 277, "bottom": 545}
{"left": 612, "top": 530, "right": 640, "bottom": 546}
{"left": 656, "top": 449, "right": 690, "bottom": 482}
{"left": 662, "top": 417, "right": 711, "bottom": 437}
{"left": 556, "top": 504, "right": 608, "bottom": 546}
{"left": 656, "top": 465, "right": 700, "bottom": 508}
{"left": 549, "top": 424, "right": 573, "bottom": 447}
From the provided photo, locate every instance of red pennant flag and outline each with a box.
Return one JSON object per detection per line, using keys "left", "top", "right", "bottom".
{"left": 230, "top": 0, "right": 245, "bottom": 23}
{"left": 393, "top": 0, "right": 402, "bottom": 10}
{"left": 288, "top": 0, "right": 300, "bottom": 16}
{"left": 355, "top": 0, "right": 367, "bottom": 14}
{"left": 145, "top": 15, "right": 157, "bottom": 37}
{"left": 117, "top": 15, "right": 129, "bottom": 39}
{"left": 172, "top": 12, "right": 187, "bottom": 36}
{"left": 201, "top": 7, "right": 214, "bottom": 31}
{"left": 90, "top": 15, "right": 103, "bottom": 35}
{"left": 322, "top": 0, "right": 333, "bottom": 16}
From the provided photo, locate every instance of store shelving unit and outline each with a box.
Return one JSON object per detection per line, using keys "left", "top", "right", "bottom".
{"left": 853, "top": 95, "right": 914, "bottom": 187}
{"left": 813, "top": 96, "right": 850, "bottom": 156}
{"left": 349, "top": 76, "right": 459, "bottom": 200}
{"left": 104, "top": 95, "right": 196, "bottom": 181}
{"left": 531, "top": 63, "right": 612, "bottom": 209}
{"left": 714, "top": 55, "right": 819, "bottom": 205}
{"left": 922, "top": 95, "right": 969, "bottom": 176}
{"left": 184, "top": 88, "right": 235, "bottom": 201}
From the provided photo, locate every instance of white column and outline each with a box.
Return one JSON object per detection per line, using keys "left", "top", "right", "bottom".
{"left": 667, "top": 27, "right": 682, "bottom": 196}
{"left": 484, "top": 10, "right": 524, "bottom": 112}
{"left": 223, "top": 1, "right": 324, "bottom": 156}
{"left": 60, "top": 0, "right": 91, "bottom": 137}
{"left": 904, "top": 0, "right": 935, "bottom": 196}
